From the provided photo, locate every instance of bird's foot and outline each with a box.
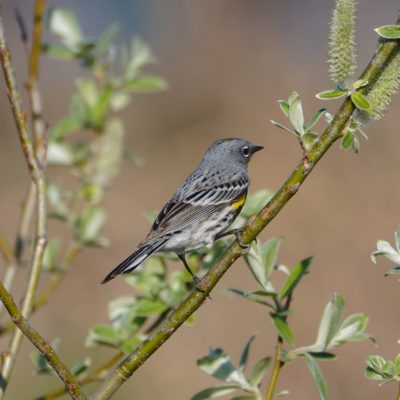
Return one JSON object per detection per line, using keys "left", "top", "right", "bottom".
{"left": 192, "top": 275, "right": 212, "bottom": 300}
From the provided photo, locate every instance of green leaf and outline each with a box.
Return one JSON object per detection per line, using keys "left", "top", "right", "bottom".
{"left": 371, "top": 240, "right": 400, "bottom": 264}
{"left": 47, "top": 183, "right": 69, "bottom": 220}
{"left": 272, "top": 316, "right": 295, "bottom": 347}
{"left": 248, "top": 356, "right": 271, "bottom": 387}
{"left": 47, "top": 8, "right": 82, "bottom": 47}
{"left": 74, "top": 207, "right": 107, "bottom": 245}
{"left": 227, "top": 289, "right": 275, "bottom": 308}
{"left": 197, "top": 348, "right": 237, "bottom": 381}
{"left": 351, "top": 92, "right": 371, "bottom": 111}
{"left": 108, "top": 296, "right": 137, "bottom": 330}
{"left": 280, "top": 257, "right": 312, "bottom": 299}
{"left": 341, "top": 131, "right": 353, "bottom": 150}
{"left": 307, "top": 352, "right": 336, "bottom": 360}
{"left": 365, "top": 366, "right": 386, "bottom": 380}
{"left": 230, "top": 396, "right": 258, "bottom": 400}
{"left": 239, "top": 335, "right": 256, "bottom": 371}
{"left": 353, "top": 79, "right": 369, "bottom": 90}
{"left": 270, "top": 120, "right": 297, "bottom": 136}
{"left": 191, "top": 384, "right": 240, "bottom": 400}
{"left": 124, "top": 75, "right": 168, "bottom": 92}
{"left": 288, "top": 94, "right": 305, "bottom": 135}
{"left": 94, "top": 24, "right": 120, "bottom": 58}
{"left": 86, "top": 325, "right": 125, "bottom": 348}
{"left": 90, "top": 88, "right": 111, "bottom": 127}
{"left": 245, "top": 237, "right": 282, "bottom": 290}
{"left": 110, "top": 92, "right": 131, "bottom": 112}
{"left": 42, "top": 239, "right": 61, "bottom": 271}
{"left": 71, "top": 358, "right": 91, "bottom": 378}
{"left": 47, "top": 142, "right": 74, "bottom": 165}
{"left": 316, "top": 88, "right": 347, "bottom": 100}
{"left": 315, "top": 293, "right": 344, "bottom": 350}
{"left": 305, "top": 353, "right": 328, "bottom": 400}
{"left": 125, "top": 38, "right": 155, "bottom": 79}
{"left": 50, "top": 116, "right": 82, "bottom": 140}
{"left": 306, "top": 108, "right": 327, "bottom": 131}
{"left": 366, "top": 355, "right": 387, "bottom": 377}
{"left": 375, "top": 25, "right": 400, "bottom": 39}
{"left": 42, "top": 43, "right": 77, "bottom": 60}
{"left": 277, "top": 100, "right": 289, "bottom": 117}
{"left": 330, "top": 313, "right": 370, "bottom": 347}
{"left": 134, "top": 298, "right": 168, "bottom": 317}
{"left": 395, "top": 354, "right": 400, "bottom": 375}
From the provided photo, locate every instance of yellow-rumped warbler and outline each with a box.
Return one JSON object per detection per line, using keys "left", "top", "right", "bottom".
{"left": 102, "top": 138, "right": 263, "bottom": 284}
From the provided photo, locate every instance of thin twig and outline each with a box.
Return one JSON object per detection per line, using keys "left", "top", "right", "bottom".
{"left": 36, "top": 353, "right": 123, "bottom": 400}
{"left": 0, "top": 1, "right": 49, "bottom": 396}
{"left": 91, "top": 35, "right": 400, "bottom": 400}
{"left": 396, "top": 383, "right": 400, "bottom": 400}
{"left": 265, "top": 293, "right": 293, "bottom": 400}
{"left": 27, "top": 0, "right": 47, "bottom": 166}
{"left": 0, "top": 281, "right": 86, "bottom": 399}
{"left": 0, "top": 182, "right": 36, "bottom": 323}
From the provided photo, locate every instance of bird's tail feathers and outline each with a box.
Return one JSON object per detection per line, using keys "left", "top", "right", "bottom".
{"left": 101, "top": 238, "right": 168, "bottom": 284}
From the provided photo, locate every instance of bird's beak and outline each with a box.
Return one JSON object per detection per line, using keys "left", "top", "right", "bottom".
{"left": 252, "top": 145, "right": 264, "bottom": 154}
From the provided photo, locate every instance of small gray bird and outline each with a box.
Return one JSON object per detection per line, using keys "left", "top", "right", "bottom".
{"left": 102, "top": 138, "right": 263, "bottom": 284}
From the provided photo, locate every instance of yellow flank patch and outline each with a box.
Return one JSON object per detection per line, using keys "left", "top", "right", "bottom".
{"left": 231, "top": 196, "right": 246, "bottom": 209}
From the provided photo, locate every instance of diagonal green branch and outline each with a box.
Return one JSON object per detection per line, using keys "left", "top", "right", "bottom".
{"left": 0, "top": 281, "right": 86, "bottom": 400}
{"left": 91, "top": 34, "right": 400, "bottom": 400}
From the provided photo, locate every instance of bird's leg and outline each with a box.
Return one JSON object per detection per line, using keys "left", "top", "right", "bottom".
{"left": 215, "top": 227, "right": 252, "bottom": 249}
{"left": 177, "top": 253, "right": 204, "bottom": 292}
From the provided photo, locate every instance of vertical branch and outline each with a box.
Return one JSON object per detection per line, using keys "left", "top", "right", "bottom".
{"left": 27, "top": 0, "right": 47, "bottom": 166}
{"left": 0, "top": 1, "right": 48, "bottom": 396}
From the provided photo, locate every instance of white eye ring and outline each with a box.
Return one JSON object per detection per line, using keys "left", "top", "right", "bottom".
{"left": 241, "top": 146, "right": 250, "bottom": 157}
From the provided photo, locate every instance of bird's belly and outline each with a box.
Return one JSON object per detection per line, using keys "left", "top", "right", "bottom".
{"left": 163, "top": 207, "right": 237, "bottom": 253}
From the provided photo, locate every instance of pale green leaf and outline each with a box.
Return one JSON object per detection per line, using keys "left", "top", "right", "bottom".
{"left": 315, "top": 293, "right": 344, "bottom": 350}
{"left": 272, "top": 316, "right": 295, "bottom": 347}
{"left": 48, "top": 8, "right": 82, "bottom": 47}
{"left": 42, "top": 239, "right": 61, "bottom": 271}
{"left": 341, "top": 131, "right": 353, "bottom": 150}
{"left": 305, "top": 353, "right": 328, "bottom": 400}
{"left": 239, "top": 335, "right": 256, "bottom": 371}
{"left": 42, "top": 43, "right": 76, "bottom": 59}
{"left": 191, "top": 384, "right": 240, "bottom": 400}
{"left": 306, "top": 108, "right": 327, "bottom": 131}
{"left": 124, "top": 75, "right": 168, "bottom": 92}
{"left": 197, "top": 348, "right": 237, "bottom": 381}
{"left": 280, "top": 257, "right": 312, "bottom": 299}
{"left": 86, "top": 325, "right": 125, "bottom": 347}
{"left": 351, "top": 92, "right": 371, "bottom": 111}
{"left": 316, "top": 88, "right": 346, "bottom": 100}
{"left": 277, "top": 100, "right": 289, "bottom": 117}
{"left": 248, "top": 356, "right": 271, "bottom": 387}
{"left": 288, "top": 95, "right": 305, "bottom": 135}
{"left": 375, "top": 25, "right": 400, "bottom": 39}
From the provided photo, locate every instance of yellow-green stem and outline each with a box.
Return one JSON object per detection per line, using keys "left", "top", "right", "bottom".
{"left": 265, "top": 338, "right": 284, "bottom": 400}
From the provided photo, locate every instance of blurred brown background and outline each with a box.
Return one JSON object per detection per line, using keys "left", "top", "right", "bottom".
{"left": 1, "top": 0, "right": 400, "bottom": 399}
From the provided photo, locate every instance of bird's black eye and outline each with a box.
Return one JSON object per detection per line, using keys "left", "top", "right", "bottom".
{"left": 241, "top": 146, "right": 250, "bottom": 158}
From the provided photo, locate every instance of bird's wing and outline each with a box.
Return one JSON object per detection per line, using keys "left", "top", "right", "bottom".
{"left": 148, "top": 178, "right": 248, "bottom": 237}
